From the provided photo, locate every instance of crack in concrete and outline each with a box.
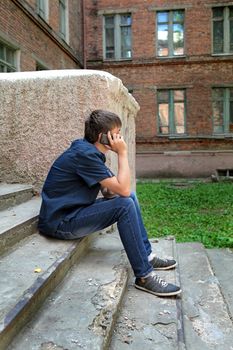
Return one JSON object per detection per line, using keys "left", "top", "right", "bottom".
{"left": 88, "top": 263, "right": 128, "bottom": 337}
{"left": 152, "top": 321, "right": 177, "bottom": 326}
{"left": 40, "top": 342, "right": 68, "bottom": 350}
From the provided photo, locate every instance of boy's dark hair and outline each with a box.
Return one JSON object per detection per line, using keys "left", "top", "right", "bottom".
{"left": 84, "top": 110, "right": 122, "bottom": 143}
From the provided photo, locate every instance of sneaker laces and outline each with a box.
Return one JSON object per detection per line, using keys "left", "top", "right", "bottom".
{"left": 150, "top": 271, "right": 168, "bottom": 287}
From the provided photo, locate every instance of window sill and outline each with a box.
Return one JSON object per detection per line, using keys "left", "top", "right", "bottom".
{"left": 157, "top": 134, "right": 233, "bottom": 140}
{"left": 211, "top": 53, "right": 233, "bottom": 57}
{"left": 156, "top": 55, "right": 186, "bottom": 60}
{"left": 103, "top": 58, "right": 132, "bottom": 62}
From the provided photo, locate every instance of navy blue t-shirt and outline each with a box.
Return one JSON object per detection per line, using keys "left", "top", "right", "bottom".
{"left": 38, "top": 139, "right": 114, "bottom": 234}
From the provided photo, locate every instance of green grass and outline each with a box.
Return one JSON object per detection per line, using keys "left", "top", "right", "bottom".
{"left": 136, "top": 181, "right": 233, "bottom": 248}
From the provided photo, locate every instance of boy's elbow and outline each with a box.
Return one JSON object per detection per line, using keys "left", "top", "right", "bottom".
{"left": 120, "top": 188, "right": 131, "bottom": 197}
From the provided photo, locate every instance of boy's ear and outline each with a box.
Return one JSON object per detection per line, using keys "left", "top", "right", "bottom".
{"left": 97, "top": 133, "right": 102, "bottom": 142}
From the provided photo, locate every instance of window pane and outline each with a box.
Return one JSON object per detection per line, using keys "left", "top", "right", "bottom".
{"left": 213, "top": 100, "right": 224, "bottom": 132}
{"left": 105, "top": 16, "right": 114, "bottom": 27}
{"left": 230, "top": 101, "right": 233, "bottom": 124}
{"left": 158, "top": 24, "right": 168, "bottom": 56}
{"left": 121, "top": 14, "right": 131, "bottom": 25}
{"left": 6, "top": 48, "right": 14, "bottom": 64}
{"left": 173, "top": 23, "right": 184, "bottom": 55}
{"left": 213, "top": 21, "right": 224, "bottom": 53}
{"left": 0, "top": 43, "right": 4, "bottom": 60}
{"left": 212, "top": 7, "right": 224, "bottom": 18}
{"left": 159, "top": 103, "right": 169, "bottom": 134}
{"left": 174, "top": 102, "right": 185, "bottom": 133}
{"left": 157, "top": 12, "right": 168, "bottom": 23}
{"left": 230, "top": 20, "right": 233, "bottom": 52}
{"left": 158, "top": 90, "right": 169, "bottom": 102}
{"left": 174, "top": 90, "right": 184, "bottom": 101}
{"left": 106, "top": 27, "right": 114, "bottom": 57}
{"left": 230, "top": 88, "right": 233, "bottom": 99}
{"left": 106, "top": 51, "right": 115, "bottom": 59}
{"left": 121, "top": 26, "right": 131, "bottom": 58}
{"left": 173, "top": 10, "right": 184, "bottom": 23}
{"left": 7, "top": 66, "right": 14, "bottom": 72}
{"left": 230, "top": 7, "right": 233, "bottom": 18}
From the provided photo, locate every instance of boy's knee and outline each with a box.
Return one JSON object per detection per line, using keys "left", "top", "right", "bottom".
{"left": 115, "top": 196, "right": 134, "bottom": 209}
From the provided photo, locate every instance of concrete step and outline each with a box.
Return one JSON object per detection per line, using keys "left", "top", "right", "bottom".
{"left": 177, "top": 242, "right": 233, "bottom": 350}
{"left": 0, "top": 196, "right": 41, "bottom": 256}
{"left": 7, "top": 231, "right": 129, "bottom": 350}
{"left": 0, "top": 232, "right": 93, "bottom": 350}
{"left": 110, "top": 238, "right": 181, "bottom": 350}
{"left": 207, "top": 248, "right": 233, "bottom": 321}
{"left": 0, "top": 183, "right": 34, "bottom": 211}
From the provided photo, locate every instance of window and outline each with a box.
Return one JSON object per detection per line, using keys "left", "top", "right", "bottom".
{"left": 156, "top": 10, "right": 184, "bottom": 57}
{"left": 0, "top": 41, "right": 17, "bottom": 72}
{"left": 157, "top": 89, "right": 186, "bottom": 135}
{"left": 59, "top": 0, "right": 68, "bottom": 41}
{"left": 104, "top": 14, "right": 132, "bottom": 60}
{"left": 212, "top": 6, "right": 233, "bottom": 54}
{"left": 37, "top": 0, "right": 48, "bottom": 21}
{"left": 36, "top": 62, "right": 48, "bottom": 71}
{"left": 212, "top": 88, "right": 233, "bottom": 133}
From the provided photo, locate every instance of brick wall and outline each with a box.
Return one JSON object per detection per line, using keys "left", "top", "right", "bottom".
{"left": 85, "top": 0, "right": 233, "bottom": 151}
{"left": 0, "top": 0, "right": 83, "bottom": 71}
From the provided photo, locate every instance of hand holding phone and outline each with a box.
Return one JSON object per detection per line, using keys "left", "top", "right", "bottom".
{"left": 100, "top": 133, "right": 112, "bottom": 145}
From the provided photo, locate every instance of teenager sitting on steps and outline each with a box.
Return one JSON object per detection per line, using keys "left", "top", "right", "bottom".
{"left": 38, "top": 109, "right": 181, "bottom": 297}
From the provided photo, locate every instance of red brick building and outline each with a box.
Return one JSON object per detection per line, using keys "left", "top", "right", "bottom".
{"left": 0, "top": 0, "right": 83, "bottom": 71}
{"left": 0, "top": 0, "right": 233, "bottom": 178}
{"left": 86, "top": 0, "right": 233, "bottom": 178}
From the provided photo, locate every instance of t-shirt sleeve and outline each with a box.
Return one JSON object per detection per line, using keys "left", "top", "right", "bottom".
{"left": 75, "top": 151, "right": 115, "bottom": 187}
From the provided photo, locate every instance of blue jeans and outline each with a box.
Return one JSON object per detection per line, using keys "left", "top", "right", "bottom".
{"left": 55, "top": 192, "right": 153, "bottom": 278}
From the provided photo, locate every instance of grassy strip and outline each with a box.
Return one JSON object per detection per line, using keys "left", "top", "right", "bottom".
{"left": 136, "top": 181, "right": 233, "bottom": 248}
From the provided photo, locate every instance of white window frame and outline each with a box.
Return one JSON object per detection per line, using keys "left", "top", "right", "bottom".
{"left": 37, "top": 0, "right": 49, "bottom": 21}
{"left": 157, "top": 89, "right": 186, "bottom": 136}
{"left": 103, "top": 13, "right": 132, "bottom": 60}
{"left": 212, "top": 6, "right": 233, "bottom": 55}
{"left": 156, "top": 9, "right": 185, "bottom": 58}
{"left": 212, "top": 87, "right": 233, "bottom": 134}
{"left": 0, "top": 39, "right": 20, "bottom": 72}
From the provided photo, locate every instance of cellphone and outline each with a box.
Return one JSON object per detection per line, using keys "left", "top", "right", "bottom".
{"left": 100, "top": 133, "right": 111, "bottom": 145}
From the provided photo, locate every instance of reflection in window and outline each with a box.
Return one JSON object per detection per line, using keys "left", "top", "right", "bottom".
{"left": 157, "top": 89, "right": 186, "bottom": 135}
{"left": 212, "top": 87, "right": 233, "bottom": 133}
{"left": 104, "top": 14, "right": 132, "bottom": 60}
{"left": 157, "top": 10, "right": 184, "bottom": 57}
{"left": 213, "top": 6, "right": 233, "bottom": 54}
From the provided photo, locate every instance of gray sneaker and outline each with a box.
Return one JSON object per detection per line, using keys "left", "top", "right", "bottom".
{"left": 135, "top": 271, "right": 181, "bottom": 297}
{"left": 150, "top": 256, "right": 177, "bottom": 270}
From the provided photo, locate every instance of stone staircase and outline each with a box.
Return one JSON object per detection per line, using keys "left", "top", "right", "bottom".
{"left": 0, "top": 184, "right": 232, "bottom": 350}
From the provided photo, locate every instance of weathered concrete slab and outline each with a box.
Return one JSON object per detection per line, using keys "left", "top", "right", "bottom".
{"left": 7, "top": 231, "right": 129, "bottom": 350}
{"left": 110, "top": 238, "right": 180, "bottom": 350}
{"left": 0, "top": 197, "right": 41, "bottom": 255}
{"left": 207, "top": 248, "right": 233, "bottom": 320}
{"left": 177, "top": 243, "right": 233, "bottom": 350}
{"left": 0, "top": 70, "right": 139, "bottom": 191}
{"left": 0, "top": 183, "right": 34, "bottom": 211}
{"left": 0, "top": 233, "right": 93, "bottom": 350}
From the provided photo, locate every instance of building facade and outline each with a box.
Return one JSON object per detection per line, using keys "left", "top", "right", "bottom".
{"left": 85, "top": 0, "right": 233, "bottom": 178}
{"left": 0, "top": 0, "right": 233, "bottom": 178}
{"left": 0, "top": 0, "right": 83, "bottom": 72}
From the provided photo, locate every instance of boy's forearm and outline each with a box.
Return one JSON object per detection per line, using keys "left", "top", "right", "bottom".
{"left": 117, "top": 151, "right": 131, "bottom": 195}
